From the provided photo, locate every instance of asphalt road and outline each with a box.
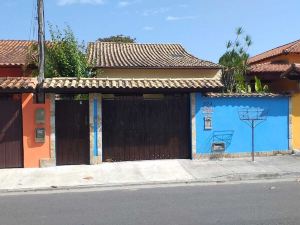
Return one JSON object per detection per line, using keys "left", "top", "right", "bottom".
{"left": 0, "top": 181, "right": 300, "bottom": 225}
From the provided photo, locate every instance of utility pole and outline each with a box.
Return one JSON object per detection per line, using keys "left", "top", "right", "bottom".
{"left": 37, "top": 0, "right": 45, "bottom": 84}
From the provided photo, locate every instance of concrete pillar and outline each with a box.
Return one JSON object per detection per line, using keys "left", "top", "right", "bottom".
{"left": 40, "top": 93, "right": 56, "bottom": 167}
{"left": 190, "top": 93, "right": 197, "bottom": 159}
{"left": 49, "top": 93, "right": 56, "bottom": 161}
{"left": 89, "top": 93, "right": 103, "bottom": 164}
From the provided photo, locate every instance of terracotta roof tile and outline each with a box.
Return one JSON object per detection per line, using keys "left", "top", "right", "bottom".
{"left": 43, "top": 77, "right": 223, "bottom": 90}
{"left": 248, "top": 39, "right": 300, "bottom": 64}
{"left": 0, "top": 77, "right": 37, "bottom": 91}
{"left": 248, "top": 62, "right": 291, "bottom": 73}
{"left": 88, "top": 42, "right": 221, "bottom": 69}
{"left": 0, "top": 40, "right": 35, "bottom": 66}
{"left": 205, "top": 92, "right": 285, "bottom": 98}
{"left": 281, "top": 63, "right": 300, "bottom": 79}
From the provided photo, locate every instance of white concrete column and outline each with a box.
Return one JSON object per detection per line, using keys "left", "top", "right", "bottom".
{"left": 89, "top": 93, "right": 103, "bottom": 164}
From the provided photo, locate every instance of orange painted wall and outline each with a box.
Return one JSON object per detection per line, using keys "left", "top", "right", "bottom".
{"left": 292, "top": 93, "right": 300, "bottom": 150}
{"left": 22, "top": 93, "right": 51, "bottom": 168}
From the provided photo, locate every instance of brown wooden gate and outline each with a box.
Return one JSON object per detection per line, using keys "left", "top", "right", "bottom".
{"left": 0, "top": 98, "right": 23, "bottom": 169}
{"left": 55, "top": 100, "right": 90, "bottom": 165}
{"left": 102, "top": 94, "right": 191, "bottom": 162}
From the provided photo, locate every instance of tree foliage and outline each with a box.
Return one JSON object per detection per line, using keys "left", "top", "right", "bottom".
{"left": 45, "top": 25, "right": 90, "bottom": 77}
{"left": 97, "top": 34, "right": 136, "bottom": 43}
{"left": 27, "top": 25, "right": 90, "bottom": 78}
{"left": 219, "top": 27, "right": 252, "bottom": 93}
{"left": 254, "top": 76, "right": 268, "bottom": 93}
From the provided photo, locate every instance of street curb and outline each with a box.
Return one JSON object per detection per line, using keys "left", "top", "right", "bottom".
{"left": 0, "top": 172, "right": 300, "bottom": 194}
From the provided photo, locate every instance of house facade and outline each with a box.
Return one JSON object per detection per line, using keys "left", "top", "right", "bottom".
{"left": 248, "top": 39, "right": 300, "bottom": 93}
{"left": 0, "top": 42, "right": 224, "bottom": 168}
{"left": 43, "top": 43, "right": 223, "bottom": 165}
{"left": 0, "top": 40, "right": 42, "bottom": 168}
{"left": 248, "top": 39, "right": 300, "bottom": 151}
{"left": 0, "top": 40, "right": 35, "bottom": 77}
{"left": 0, "top": 41, "right": 293, "bottom": 169}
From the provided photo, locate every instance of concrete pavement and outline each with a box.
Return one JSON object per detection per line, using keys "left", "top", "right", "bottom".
{"left": 0, "top": 155, "right": 300, "bottom": 192}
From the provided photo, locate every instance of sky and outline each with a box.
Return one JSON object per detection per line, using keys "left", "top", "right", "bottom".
{"left": 1, "top": 0, "right": 300, "bottom": 63}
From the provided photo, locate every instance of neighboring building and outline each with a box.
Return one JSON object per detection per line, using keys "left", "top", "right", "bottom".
{"left": 248, "top": 39, "right": 300, "bottom": 93}
{"left": 88, "top": 42, "right": 222, "bottom": 80}
{"left": 248, "top": 40, "right": 300, "bottom": 151}
{"left": 0, "top": 40, "right": 36, "bottom": 77}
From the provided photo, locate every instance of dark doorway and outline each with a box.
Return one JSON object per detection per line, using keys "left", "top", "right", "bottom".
{"left": 0, "top": 98, "right": 23, "bottom": 169}
{"left": 102, "top": 94, "right": 191, "bottom": 162}
{"left": 55, "top": 100, "right": 90, "bottom": 165}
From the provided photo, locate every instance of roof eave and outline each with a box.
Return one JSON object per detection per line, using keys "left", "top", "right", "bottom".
{"left": 93, "top": 66, "right": 222, "bottom": 70}
{"left": 248, "top": 52, "right": 300, "bottom": 65}
{"left": 0, "top": 63, "right": 25, "bottom": 67}
{"left": 43, "top": 86, "right": 223, "bottom": 94}
{"left": 0, "top": 88, "right": 35, "bottom": 93}
{"left": 281, "top": 64, "right": 300, "bottom": 80}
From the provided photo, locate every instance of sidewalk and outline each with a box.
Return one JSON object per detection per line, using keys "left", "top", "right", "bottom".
{"left": 0, "top": 155, "right": 300, "bottom": 193}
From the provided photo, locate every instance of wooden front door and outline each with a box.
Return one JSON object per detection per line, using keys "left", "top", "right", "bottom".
{"left": 102, "top": 94, "right": 191, "bottom": 162}
{"left": 0, "top": 98, "right": 23, "bottom": 169}
{"left": 55, "top": 100, "right": 90, "bottom": 165}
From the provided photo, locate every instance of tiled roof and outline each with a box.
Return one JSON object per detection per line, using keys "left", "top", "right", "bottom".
{"left": 0, "top": 77, "right": 37, "bottom": 92}
{"left": 0, "top": 40, "right": 35, "bottom": 66}
{"left": 248, "top": 62, "right": 291, "bottom": 73}
{"left": 281, "top": 64, "right": 300, "bottom": 79}
{"left": 88, "top": 42, "right": 221, "bottom": 69}
{"left": 205, "top": 92, "right": 285, "bottom": 98}
{"left": 248, "top": 39, "right": 300, "bottom": 64}
{"left": 43, "top": 77, "right": 223, "bottom": 90}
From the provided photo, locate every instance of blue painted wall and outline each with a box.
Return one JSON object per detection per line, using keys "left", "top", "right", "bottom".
{"left": 195, "top": 93, "right": 289, "bottom": 154}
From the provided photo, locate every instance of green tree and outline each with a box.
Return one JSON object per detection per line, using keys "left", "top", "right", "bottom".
{"left": 27, "top": 25, "right": 90, "bottom": 78}
{"left": 219, "top": 27, "right": 252, "bottom": 93}
{"left": 97, "top": 34, "right": 136, "bottom": 43}
{"left": 45, "top": 25, "right": 90, "bottom": 77}
{"left": 254, "top": 76, "right": 269, "bottom": 93}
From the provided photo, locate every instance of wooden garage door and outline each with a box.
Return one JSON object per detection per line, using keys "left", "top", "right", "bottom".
{"left": 102, "top": 94, "right": 191, "bottom": 162}
{"left": 0, "top": 98, "right": 23, "bottom": 169}
{"left": 55, "top": 100, "right": 90, "bottom": 165}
